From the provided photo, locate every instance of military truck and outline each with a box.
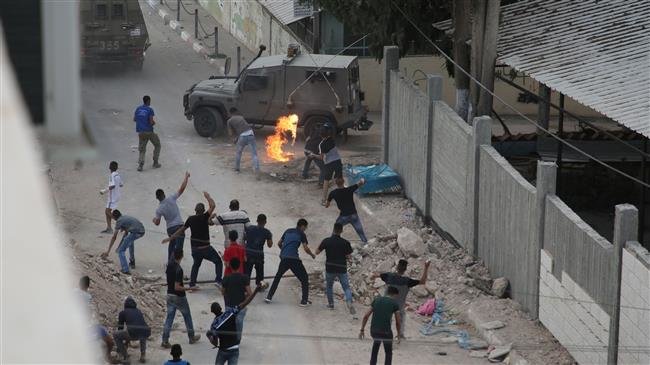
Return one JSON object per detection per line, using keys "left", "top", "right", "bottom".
{"left": 182, "top": 45, "right": 372, "bottom": 138}
{"left": 80, "top": 0, "right": 150, "bottom": 70}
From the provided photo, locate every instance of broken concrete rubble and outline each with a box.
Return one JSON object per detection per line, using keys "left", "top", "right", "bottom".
{"left": 491, "top": 277, "right": 509, "bottom": 298}
{"left": 397, "top": 227, "right": 425, "bottom": 257}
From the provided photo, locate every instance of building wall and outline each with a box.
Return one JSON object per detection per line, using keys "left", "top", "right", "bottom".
{"left": 360, "top": 55, "right": 603, "bottom": 117}
{"left": 198, "top": 0, "right": 304, "bottom": 56}
{"left": 619, "top": 242, "right": 650, "bottom": 365}
{"left": 387, "top": 70, "right": 429, "bottom": 213}
{"left": 478, "top": 146, "right": 538, "bottom": 313}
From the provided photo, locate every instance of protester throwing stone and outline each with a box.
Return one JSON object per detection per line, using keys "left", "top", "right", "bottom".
{"left": 102, "top": 210, "right": 145, "bottom": 275}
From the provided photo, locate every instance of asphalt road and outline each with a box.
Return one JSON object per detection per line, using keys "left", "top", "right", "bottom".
{"left": 53, "top": 5, "right": 489, "bottom": 364}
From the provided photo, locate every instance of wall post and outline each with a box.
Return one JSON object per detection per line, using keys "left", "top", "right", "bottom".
{"left": 424, "top": 75, "right": 443, "bottom": 218}
{"left": 382, "top": 46, "right": 399, "bottom": 164}
{"left": 533, "top": 161, "right": 557, "bottom": 319}
{"left": 469, "top": 116, "right": 492, "bottom": 255}
{"left": 607, "top": 204, "right": 638, "bottom": 365}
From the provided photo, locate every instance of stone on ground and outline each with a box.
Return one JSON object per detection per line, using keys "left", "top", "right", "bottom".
{"left": 491, "top": 277, "right": 509, "bottom": 298}
{"left": 397, "top": 227, "right": 425, "bottom": 257}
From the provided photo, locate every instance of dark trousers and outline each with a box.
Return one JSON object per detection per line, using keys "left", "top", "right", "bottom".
{"left": 244, "top": 260, "right": 264, "bottom": 285}
{"left": 166, "top": 225, "right": 185, "bottom": 261}
{"left": 190, "top": 246, "right": 223, "bottom": 286}
{"left": 302, "top": 153, "right": 325, "bottom": 183}
{"left": 267, "top": 258, "right": 309, "bottom": 303}
{"left": 370, "top": 333, "right": 393, "bottom": 365}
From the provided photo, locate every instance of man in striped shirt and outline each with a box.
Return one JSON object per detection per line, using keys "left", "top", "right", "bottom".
{"left": 212, "top": 199, "right": 250, "bottom": 248}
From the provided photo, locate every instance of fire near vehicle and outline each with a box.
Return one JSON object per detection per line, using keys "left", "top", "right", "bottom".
{"left": 183, "top": 45, "right": 372, "bottom": 138}
{"left": 80, "top": 0, "right": 150, "bottom": 70}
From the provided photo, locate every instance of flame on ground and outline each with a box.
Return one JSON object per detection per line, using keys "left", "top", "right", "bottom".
{"left": 266, "top": 114, "right": 299, "bottom": 162}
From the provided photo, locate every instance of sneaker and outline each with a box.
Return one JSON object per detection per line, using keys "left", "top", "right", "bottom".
{"left": 189, "top": 334, "right": 201, "bottom": 344}
{"left": 214, "top": 281, "right": 222, "bottom": 290}
{"left": 152, "top": 162, "right": 161, "bottom": 169}
{"left": 299, "top": 300, "right": 312, "bottom": 307}
{"left": 100, "top": 228, "right": 113, "bottom": 234}
{"left": 139, "top": 354, "right": 146, "bottom": 363}
{"left": 255, "top": 170, "right": 261, "bottom": 181}
{"left": 326, "top": 304, "right": 334, "bottom": 310}
{"left": 121, "top": 271, "right": 131, "bottom": 276}
{"left": 264, "top": 297, "right": 272, "bottom": 304}
{"left": 234, "top": 168, "right": 240, "bottom": 173}
{"left": 161, "top": 341, "right": 171, "bottom": 349}
{"left": 129, "top": 260, "right": 136, "bottom": 269}
{"left": 137, "top": 164, "right": 143, "bottom": 172}
{"left": 347, "top": 302, "right": 357, "bottom": 315}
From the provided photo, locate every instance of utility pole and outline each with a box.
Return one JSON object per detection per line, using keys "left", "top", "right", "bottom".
{"left": 453, "top": 0, "right": 471, "bottom": 122}
{"left": 469, "top": 0, "right": 486, "bottom": 122}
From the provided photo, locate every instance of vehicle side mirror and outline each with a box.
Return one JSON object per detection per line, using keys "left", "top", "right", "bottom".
{"left": 224, "top": 57, "right": 231, "bottom": 75}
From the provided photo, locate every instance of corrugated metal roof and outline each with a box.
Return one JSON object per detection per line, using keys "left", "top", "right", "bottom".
{"left": 249, "top": 53, "right": 357, "bottom": 69}
{"left": 434, "top": 0, "right": 650, "bottom": 138}
{"left": 259, "top": 0, "right": 311, "bottom": 25}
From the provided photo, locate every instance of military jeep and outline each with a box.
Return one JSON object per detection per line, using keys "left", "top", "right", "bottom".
{"left": 182, "top": 45, "right": 372, "bottom": 138}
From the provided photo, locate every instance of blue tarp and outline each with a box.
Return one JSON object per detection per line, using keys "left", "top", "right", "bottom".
{"left": 344, "top": 164, "right": 402, "bottom": 196}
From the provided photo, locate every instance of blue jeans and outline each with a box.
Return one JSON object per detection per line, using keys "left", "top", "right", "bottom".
{"left": 167, "top": 225, "right": 185, "bottom": 261}
{"left": 336, "top": 214, "right": 368, "bottom": 243}
{"left": 225, "top": 306, "right": 247, "bottom": 341}
{"left": 215, "top": 348, "right": 239, "bottom": 365}
{"left": 325, "top": 272, "right": 353, "bottom": 306}
{"left": 235, "top": 134, "right": 259, "bottom": 171}
{"left": 162, "top": 294, "right": 195, "bottom": 343}
{"left": 117, "top": 232, "right": 143, "bottom": 272}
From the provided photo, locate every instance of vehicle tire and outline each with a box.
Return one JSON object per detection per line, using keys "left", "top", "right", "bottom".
{"left": 193, "top": 107, "right": 224, "bottom": 137}
{"left": 303, "top": 115, "right": 334, "bottom": 140}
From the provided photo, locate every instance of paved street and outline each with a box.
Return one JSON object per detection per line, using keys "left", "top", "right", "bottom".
{"left": 49, "top": 6, "right": 489, "bottom": 364}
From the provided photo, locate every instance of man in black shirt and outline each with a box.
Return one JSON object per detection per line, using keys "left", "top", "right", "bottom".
{"left": 316, "top": 124, "right": 342, "bottom": 205}
{"left": 326, "top": 177, "right": 368, "bottom": 244}
{"left": 243, "top": 214, "right": 273, "bottom": 287}
{"left": 221, "top": 258, "right": 251, "bottom": 341}
{"left": 302, "top": 127, "right": 325, "bottom": 186}
{"left": 161, "top": 250, "right": 201, "bottom": 348}
{"left": 316, "top": 223, "right": 356, "bottom": 317}
{"left": 207, "top": 285, "right": 262, "bottom": 364}
{"left": 164, "top": 191, "right": 223, "bottom": 288}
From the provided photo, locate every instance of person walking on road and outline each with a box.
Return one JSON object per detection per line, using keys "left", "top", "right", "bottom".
{"left": 315, "top": 223, "right": 356, "bottom": 317}
{"left": 265, "top": 219, "right": 316, "bottom": 306}
{"left": 207, "top": 284, "right": 262, "bottom": 365}
{"left": 374, "top": 259, "right": 430, "bottom": 339}
{"left": 161, "top": 250, "right": 201, "bottom": 348}
{"left": 227, "top": 107, "right": 259, "bottom": 177}
{"left": 114, "top": 296, "right": 151, "bottom": 363}
{"left": 316, "top": 123, "right": 342, "bottom": 205}
{"left": 154, "top": 172, "right": 190, "bottom": 261}
{"left": 302, "top": 127, "right": 324, "bottom": 186}
{"left": 359, "top": 286, "right": 401, "bottom": 365}
{"left": 223, "top": 230, "right": 246, "bottom": 276}
{"left": 100, "top": 161, "right": 123, "bottom": 234}
{"left": 164, "top": 192, "right": 223, "bottom": 288}
{"left": 212, "top": 199, "right": 251, "bottom": 248}
{"left": 102, "top": 210, "right": 145, "bottom": 274}
{"left": 326, "top": 177, "right": 368, "bottom": 244}
{"left": 134, "top": 95, "right": 161, "bottom": 171}
{"left": 221, "top": 257, "right": 251, "bottom": 341}
{"left": 244, "top": 214, "right": 273, "bottom": 287}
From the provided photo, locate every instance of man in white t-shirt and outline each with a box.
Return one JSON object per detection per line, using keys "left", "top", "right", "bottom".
{"left": 101, "top": 161, "right": 123, "bottom": 234}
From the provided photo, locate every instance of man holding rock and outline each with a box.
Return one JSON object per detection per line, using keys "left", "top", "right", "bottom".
{"left": 374, "top": 259, "right": 430, "bottom": 339}
{"left": 154, "top": 172, "right": 190, "bottom": 261}
{"left": 102, "top": 210, "right": 145, "bottom": 275}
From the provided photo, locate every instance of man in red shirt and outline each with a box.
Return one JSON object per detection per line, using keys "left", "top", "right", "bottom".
{"left": 223, "top": 230, "right": 246, "bottom": 276}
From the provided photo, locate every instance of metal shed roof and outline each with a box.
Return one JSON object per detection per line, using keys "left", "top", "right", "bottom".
{"left": 434, "top": 0, "right": 650, "bottom": 138}
{"left": 249, "top": 53, "right": 357, "bottom": 69}
{"left": 259, "top": 0, "right": 312, "bottom": 26}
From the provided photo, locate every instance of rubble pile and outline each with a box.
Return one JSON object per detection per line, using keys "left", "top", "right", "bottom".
{"left": 70, "top": 248, "right": 167, "bottom": 335}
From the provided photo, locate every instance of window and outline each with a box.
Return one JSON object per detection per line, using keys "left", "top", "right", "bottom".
{"left": 242, "top": 75, "right": 268, "bottom": 91}
{"left": 349, "top": 66, "right": 359, "bottom": 83}
{"left": 95, "top": 4, "right": 108, "bottom": 20}
{"left": 112, "top": 3, "right": 124, "bottom": 19}
{"left": 306, "top": 70, "right": 336, "bottom": 83}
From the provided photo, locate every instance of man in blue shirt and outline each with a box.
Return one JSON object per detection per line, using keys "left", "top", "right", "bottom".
{"left": 265, "top": 219, "right": 316, "bottom": 306}
{"left": 134, "top": 95, "right": 161, "bottom": 171}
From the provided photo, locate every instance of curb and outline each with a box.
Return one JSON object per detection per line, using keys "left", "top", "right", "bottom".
{"left": 145, "top": 0, "right": 224, "bottom": 73}
{"left": 464, "top": 307, "right": 529, "bottom": 365}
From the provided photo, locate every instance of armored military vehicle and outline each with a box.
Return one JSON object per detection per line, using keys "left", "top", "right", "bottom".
{"left": 80, "top": 0, "right": 150, "bottom": 70}
{"left": 182, "top": 45, "right": 372, "bottom": 138}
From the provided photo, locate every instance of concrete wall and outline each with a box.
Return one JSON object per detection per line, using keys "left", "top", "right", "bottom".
{"left": 359, "top": 55, "right": 603, "bottom": 116}
{"left": 387, "top": 70, "right": 429, "bottom": 213}
{"left": 544, "top": 195, "right": 615, "bottom": 315}
{"left": 429, "top": 101, "right": 473, "bottom": 248}
{"left": 619, "top": 241, "right": 650, "bottom": 365}
{"left": 478, "top": 146, "right": 538, "bottom": 313}
{"left": 198, "top": 0, "right": 305, "bottom": 56}
{"left": 539, "top": 249, "right": 610, "bottom": 365}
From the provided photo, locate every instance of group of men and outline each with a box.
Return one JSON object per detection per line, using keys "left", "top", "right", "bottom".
{"left": 90, "top": 96, "right": 431, "bottom": 364}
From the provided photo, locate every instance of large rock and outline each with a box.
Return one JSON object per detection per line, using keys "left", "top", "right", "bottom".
{"left": 411, "top": 285, "right": 429, "bottom": 298}
{"left": 376, "top": 259, "right": 394, "bottom": 273}
{"left": 397, "top": 227, "right": 425, "bottom": 257}
{"left": 492, "top": 277, "right": 509, "bottom": 298}
{"left": 425, "top": 281, "right": 438, "bottom": 295}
